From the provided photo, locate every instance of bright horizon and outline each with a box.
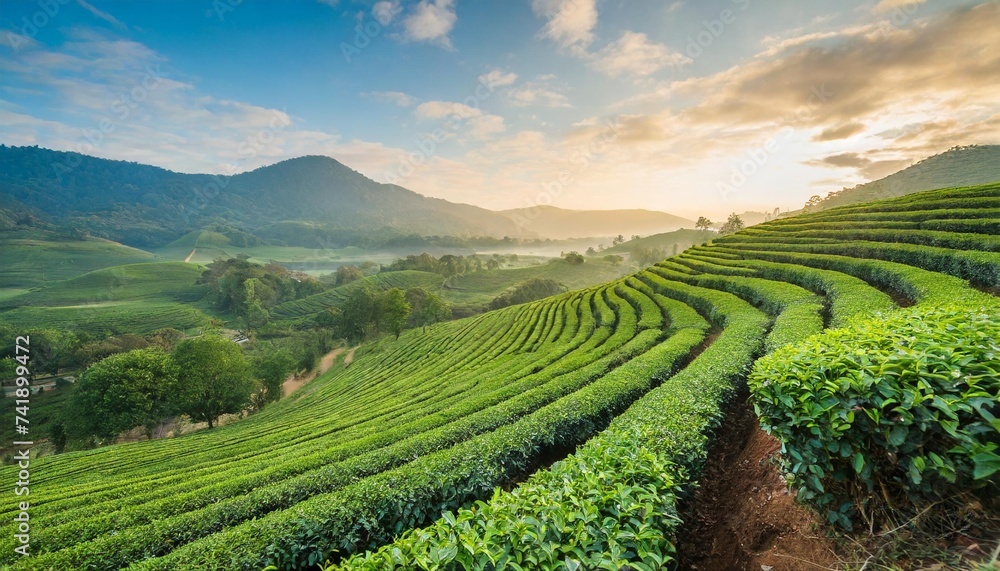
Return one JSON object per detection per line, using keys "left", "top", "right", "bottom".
{"left": 1, "top": 0, "right": 998, "bottom": 220}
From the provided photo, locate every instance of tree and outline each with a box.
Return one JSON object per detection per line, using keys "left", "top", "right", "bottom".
{"left": 604, "top": 254, "right": 625, "bottom": 267}
{"left": 613, "top": 234, "right": 625, "bottom": 246}
{"left": 406, "top": 288, "right": 451, "bottom": 332}
{"left": 242, "top": 278, "right": 270, "bottom": 332}
{"left": 564, "top": 251, "right": 585, "bottom": 265}
{"left": 72, "top": 348, "right": 180, "bottom": 440}
{"left": 254, "top": 349, "right": 297, "bottom": 407}
{"left": 695, "top": 216, "right": 714, "bottom": 231}
{"left": 804, "top": 195, "right": 823, "bottom": 211}
{"left": 337, "top": 286, "right": 379, "bottom": 342}
{"left": 49, "top": 422, "right": 68, "bottom": 454}
{"left": 335, "top": 265, "right": 364, "bottom": 286}
{"left": 378, "top": 288, "right": 411, "bottom": 339}
{"left": 719, "top": 213, "right": 745, "bottom": 235}
{"left": 173, "top": 336, "right": 256, "bottom": 429}
{"left": 586, "top": 246, "right": 597, "bottom": 256}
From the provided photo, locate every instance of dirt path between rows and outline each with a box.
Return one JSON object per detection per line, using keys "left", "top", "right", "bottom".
{"left": 282, "top": 347, "right": 346, "bottom": 397}
{"left": 675, "top": 394, "right": 841, "bottom": 571}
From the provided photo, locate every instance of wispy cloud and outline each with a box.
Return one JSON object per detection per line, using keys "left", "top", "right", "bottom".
{"left": 75, "top": 0, "right": 127, "bottom": 30}
{"left": 592, "top": 31, "right": 691, "bottom": 78}
{"left": 531, "top": 0, "right": 598, "bottom": 52}
{"left": 368, "top": 91, "right": 417, "bottom": 107}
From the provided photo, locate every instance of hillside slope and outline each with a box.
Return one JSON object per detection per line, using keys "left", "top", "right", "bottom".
{"left": 811, "top": 145, "right": 1000, "bottom": 211}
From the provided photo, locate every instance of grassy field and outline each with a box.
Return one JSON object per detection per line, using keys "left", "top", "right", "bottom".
{"left": 0, "top": 183, "right": 997, "bottom": 569}
{"left": 0, "top": 230, "right": 157, "bottom": 289}
{"left": 157, "top": 229, "right": 443, "bottom": 271}
{"left": 0, "top": 262, "right": 217, "bottom": 335}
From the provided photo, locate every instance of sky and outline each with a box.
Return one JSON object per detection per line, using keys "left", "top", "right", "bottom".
{"left": 0, "top": 0, "right": 998, "bottom": 220}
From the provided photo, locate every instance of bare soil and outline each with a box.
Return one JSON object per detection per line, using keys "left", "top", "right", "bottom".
{"left": 675, "top": 394, "right": 841, "bottom": 571}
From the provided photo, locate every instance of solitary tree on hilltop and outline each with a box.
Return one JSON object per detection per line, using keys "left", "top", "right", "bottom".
{"left": 695, "top": 216, "right": 714, "bottom": 231}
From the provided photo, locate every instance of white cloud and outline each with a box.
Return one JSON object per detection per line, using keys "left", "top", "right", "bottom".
{"left": 872, "top": 0, "right": 926, "bottom": 15}
{"left": 369, "top": 91, "right": 417, "bottom": 107}
{"left": 402, "top": 0, "right": 458, "bottom": 48}
{"left": 415, "top": 100, "right": 505, "bottom": 139}
{"left": 75, "top": 0, "right": 127, "bottom": 30}
{"left": 478, "top": 69, "right": 517, "bottom": 90}
{"left": 372, "top": 0, "right": 402, "bottom": 26}
{"left": 508, "top": 85, "right": 571, "bottom": 108}
{"left": 592, "top": 31, "right": 691, "bottom": 78}
{"left": 531, "top": 0, "right": 598, "bottom": 52}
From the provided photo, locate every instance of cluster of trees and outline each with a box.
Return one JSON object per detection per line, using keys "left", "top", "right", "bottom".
{"left": 0, "top": 324, "right": 187, "bottom": 379}
{"left": 694, "top": 213, "right": 745, "bottom": 235}
{"left": 69, "top": 335, "right": 297, "bottom": 445}
{"left": 563, "top": 252, "right": 586, "bottom": 265}
{"left": 199, "top": 256, "right": 327, "bottom": 331}
{"left": 385, "top": 253, "right": 520, "bottom": 276}
{"left": 631, "top": 247, "right": 668, "bottom": 267}
{"left": 317, "top": 286, "right": 450, "bottom": 342}
{"left": 487, "top": 278, "right": 566, "bottom": 311}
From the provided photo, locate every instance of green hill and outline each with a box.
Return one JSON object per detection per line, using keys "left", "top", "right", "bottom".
{"left": 808, "top": 144, "right": 1000, "bottom": 212}
{"left": 0, "top": 229, "right": 157, "bottom": 291}
{"left": 0, "top": 262, "right": 216, "bottom": 335}
{"left": 0, "top": 183, "right": 997, "bottom": 569}
{"left": 271, "top": 271, "right": 446, "bottom": 319}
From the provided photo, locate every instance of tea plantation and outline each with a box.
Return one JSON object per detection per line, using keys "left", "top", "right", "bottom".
{"left": 1, "top": 183, "right": 997, "bottom": 570}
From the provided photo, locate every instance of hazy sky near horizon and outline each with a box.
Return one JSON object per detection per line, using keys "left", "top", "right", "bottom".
{"left": 0, "top": 0, "right": 997, "bottom": 219}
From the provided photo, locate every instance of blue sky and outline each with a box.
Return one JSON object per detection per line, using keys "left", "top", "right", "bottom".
{"left": 1, "top": 0, "right": 997, "bottom": 219}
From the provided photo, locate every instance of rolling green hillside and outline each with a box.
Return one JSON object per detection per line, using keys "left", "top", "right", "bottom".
{"left": 0, "top": 262, "right": 216, "bottom": 335}
{"left": 0, "top": 230, "right": 157, "bottom": 290}
{"left": 0, "top": 183, "right": 997, "bottom": 570}
{"left": 271, "top": 271, "right": 446, "bottom": 319}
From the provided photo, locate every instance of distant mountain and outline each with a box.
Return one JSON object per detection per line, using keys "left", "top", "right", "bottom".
{"left": 0, "top": 146, "right": 692, "bottom": 249}
{"left": 500, "top": 206, "right": 693, "bottom": 240}
{"left": 0, "top": 146, "right": 531, "bottom": 247}
{"left": 808, "top": 145, "right": 1000, "bottom": 212}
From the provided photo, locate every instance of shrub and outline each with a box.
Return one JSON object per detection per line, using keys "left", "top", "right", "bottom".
{"left": 751, "top": 305, "right": 1000, "bottom": 529}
